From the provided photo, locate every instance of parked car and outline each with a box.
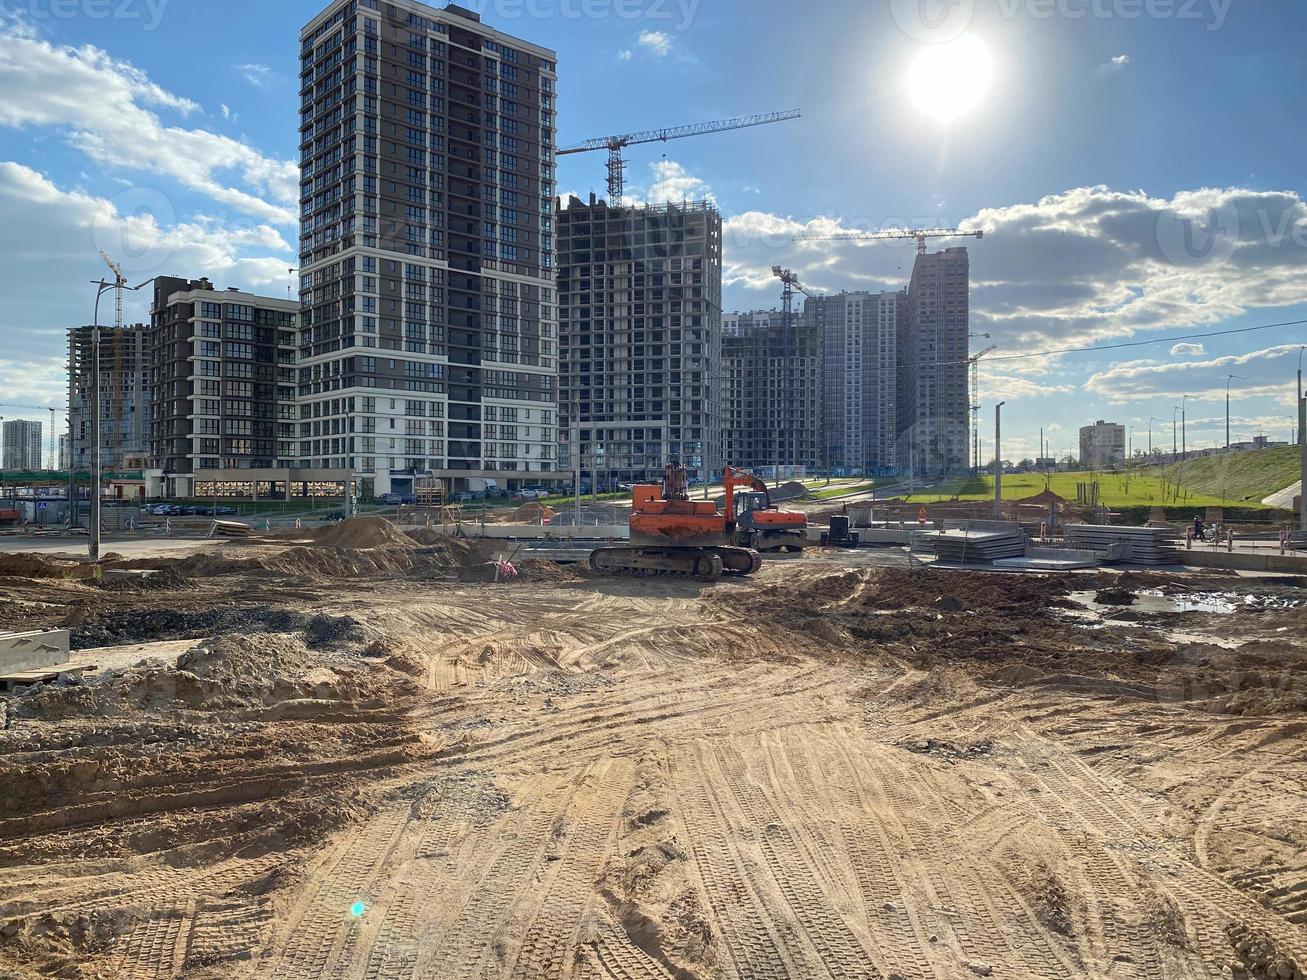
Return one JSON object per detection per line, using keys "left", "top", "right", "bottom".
{"left": 376, "top": 492, "right": 417, "bottom": 505}
{"left": 518, "top": 487, "right": 551, "bottom": 500}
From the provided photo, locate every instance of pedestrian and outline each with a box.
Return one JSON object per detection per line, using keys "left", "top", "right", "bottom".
{"left": 1193, "top": 514, "right": 1206, "bottom": 542}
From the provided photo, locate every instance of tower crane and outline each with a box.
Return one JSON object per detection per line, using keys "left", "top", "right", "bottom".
{"left": 558, "top": 109, "right": 801, "bottom": 201}
{"left": 772, "top": 267, "right": 813, "bottom": 472}
{"left": 793, "top": 227, "right": 984, "bottom": 254}
{"left": 99, "top": 250, "right": 127, "bottom": 331}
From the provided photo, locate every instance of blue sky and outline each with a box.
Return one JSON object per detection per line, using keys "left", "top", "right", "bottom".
{"left": 1, "top": 0, "right": 1305, "bottom": 466}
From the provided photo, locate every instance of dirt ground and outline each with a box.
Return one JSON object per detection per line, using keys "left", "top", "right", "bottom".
{"left": 1, "top": 519, "right": 1305, "bottom": 979}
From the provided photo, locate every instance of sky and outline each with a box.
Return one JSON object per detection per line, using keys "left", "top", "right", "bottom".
{"left": 0, "top": 0, "right": 1305, "bottom": 466}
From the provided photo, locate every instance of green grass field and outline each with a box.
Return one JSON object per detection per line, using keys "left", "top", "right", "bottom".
{"left": 902, "top": 446, "right": 1302, "bottom": 510}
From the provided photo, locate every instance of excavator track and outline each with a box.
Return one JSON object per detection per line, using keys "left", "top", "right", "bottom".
{"left": 589, "top": 546, "right": 760, "bottom": 581}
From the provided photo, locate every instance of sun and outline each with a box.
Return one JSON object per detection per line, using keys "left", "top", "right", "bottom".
{"left": 906, "top": 34, "right": 996, "bottom": 123}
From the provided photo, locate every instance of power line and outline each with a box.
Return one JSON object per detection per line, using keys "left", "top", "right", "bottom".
{"left": 968, "top": 317, "right": 1307, "bottom": 366}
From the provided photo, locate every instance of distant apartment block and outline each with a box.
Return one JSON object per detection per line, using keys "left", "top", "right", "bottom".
{"left": 297, "top": 0, "right": 561, "bottom": 497}
{"left": 2, "top": 419, "right": 42, "bottom": 471}
{"left": 146, "top": 277, "right": 300, "bottom": 498}
{"left": 58, "top": 433, "right": 70, "bottom": 471}
{"left": 896, "top": 247, "right": 971, "bottom": 478}
{"left": 1080, "top": 420, "right": 1126, "bottom": 469}
{"left": 557, "top": 195, "right": 723, "bottom": 485}
{"left": 808, "top": 290, "right": 902, "bottom": 474}
{"left": 721, "top": 309, "right": 822, "bottom": 473}
{"left": 67, "top": 323, "right": 150, "bottom": 472}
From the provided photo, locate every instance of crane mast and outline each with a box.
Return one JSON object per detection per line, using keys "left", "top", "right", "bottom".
{"left": 772, "top": 267, "right": 812, "bottom": 473}
{"left": 559, "top": 109, "right": 801, "bottom": 200}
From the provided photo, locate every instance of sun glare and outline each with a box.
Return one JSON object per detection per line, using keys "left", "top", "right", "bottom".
{"left": 907, "top": 34, "right": 996, "bottom": 123}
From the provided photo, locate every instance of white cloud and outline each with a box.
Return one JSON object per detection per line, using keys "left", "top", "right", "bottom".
{"left": 629, "top": 159, "right": 713, "bottom": 206}
{"left": 1095, "top": 54, "right": 1131, "bottom": 76}
{"left": 982, "top": 374, "right": 1076, "bottom": 401}
{"left": 724, "top": 185, "right": 1307, "bottom": 381}
{"left": 1170, "top": 342, "right": 1206, "bottom": 356}
{"left": 1085, "top": 345, "right": 1304, "bottom": 404}
{"left": 742, "top": 185, "right": 761, "bottom": 194}
{"left": 237, "top": 63, "right": 272, "bottom": 88}
{"left": 617, "top": 49, "right": 632, "bottom": 61}
{"left": 637, "top": 30, "right": 672, "bottom": 56}
{"left": 0, "top": 24, "right": 298, "bottom": 223}
{"left": 0, "top": 163, "right": 293, "bottom": 373}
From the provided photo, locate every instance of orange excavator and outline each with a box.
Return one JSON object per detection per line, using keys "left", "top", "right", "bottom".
{"left": 588, "top": 460, "right": 809, "bottom": 580}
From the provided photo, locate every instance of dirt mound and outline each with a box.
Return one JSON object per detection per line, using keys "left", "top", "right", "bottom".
{"left": 0, "top": 554, "right": 89, "bottom": 580}
{"left": 258, "top": 544, "right": 420, "bottom": 578}
{"left": 512, "top": 501, "right": 556, "bottom": 523}
{"left": 311, "top": 516, "right": 415, "bottom": 550}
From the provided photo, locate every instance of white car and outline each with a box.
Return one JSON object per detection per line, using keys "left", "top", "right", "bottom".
{"left": 518, "top": 487, "right": 551, "bottom": 500}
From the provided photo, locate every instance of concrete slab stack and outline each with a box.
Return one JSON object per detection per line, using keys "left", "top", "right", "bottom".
{"left": 1066, "top": 525, "right": 1180, "bottom": 566}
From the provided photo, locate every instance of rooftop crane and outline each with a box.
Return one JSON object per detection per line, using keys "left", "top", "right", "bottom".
{"left": 558, "top": 109, "right": 802, "bottom": 201}
{"left": 99, "top": 250, "right": 127, "bottom": 331}
{"left": 793, "top": 227, "right": 984, "bottom": 254}
{"left": 772, "top": 267, "right": 813, "bottom": 472}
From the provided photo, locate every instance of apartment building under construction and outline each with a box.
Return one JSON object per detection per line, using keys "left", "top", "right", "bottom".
{"left": 67, "top": 323, "right": 150, "bottom": 472}
{"left": 557, "top": 195, "right": 723, "bottom": 486}
{"left": 721, "top": 309, "right": 823, "bottom": 474}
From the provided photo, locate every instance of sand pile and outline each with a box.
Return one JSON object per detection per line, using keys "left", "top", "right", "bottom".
{"left": 312, "top": 517, "right": 415, "bottom": 550}
{"left": 512, "top": 501, "right": 556, "bottom": 523}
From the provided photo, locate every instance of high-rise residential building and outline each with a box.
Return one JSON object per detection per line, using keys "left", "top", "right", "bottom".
{"left": 1080, "top": 420, "right": 1126, "bottom": 469}
{"left": 58, "top": 434, "right": 71, "bottom": 471}
{"left": 2, "top": 419, "right": 42, "bottom": 471}
{"left": 557, "top": 196, "right": 723, "bottom": 485}
{"left": 896, "top": 247, "right": 971, "bottom": 478}
{"left": 808, "top": 290, "right": 902, "bottom": 475}
{"left": 720, "top": 308, "right": 822, "bottom": 474}
{"left": 297, "top": 0, "right": 561, "bottom": 498}
{"left": 67, "top": 324, "right": 150, "bottom": 472}
{"left": 146, "top": 277, "right": 300, "bottom": 498}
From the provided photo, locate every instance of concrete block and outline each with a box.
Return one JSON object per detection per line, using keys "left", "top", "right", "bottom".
{"left": 0, "top": 630, "right": 70, "bottom": 674}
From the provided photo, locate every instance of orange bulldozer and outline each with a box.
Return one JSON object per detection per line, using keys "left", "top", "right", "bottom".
{"left": 588, "top": 459, "right": 808, "bottom": 581}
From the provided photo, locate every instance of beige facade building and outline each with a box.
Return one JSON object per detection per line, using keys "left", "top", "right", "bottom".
{"left": 1080, "top": 420, "right": 1126, "bottom": 469}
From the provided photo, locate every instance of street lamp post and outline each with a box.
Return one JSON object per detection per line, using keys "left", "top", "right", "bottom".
{"left": 89, "top": 279, "right": 117, "bottom": 562}
{"left": 1298, "top": 346, "right": 1305, "bottom": 447}
{"left": 1172, "top": 407, "right": 1178, "bottom": 459}
{"left": 1181, "top": 394, "right": 1194, "bottom": 460}
{"left": 994, "top": 401, "right": 1006, "bottom": 519}
{"left": 1148, "top": 416, "right": 1159, "bottom": 460}
{"left": 1225, "top": 374, "right": 1247, "bottom": 450}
